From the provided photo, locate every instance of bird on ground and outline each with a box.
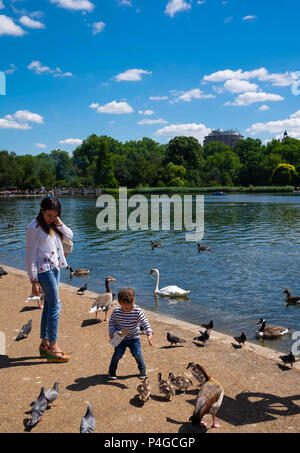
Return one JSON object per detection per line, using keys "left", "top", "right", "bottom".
{"left": 283, "top": 289, "right": 300, "bottom": 304}
{"left": 279, "top": 352, "right": 296, "bottom": 368}
{"left": 233, "top": 332, "right": 247, "bottom": 347}
{"left": 45, "top": 382, "right": 59, "bottom": 407}
{"left": 197, "top": 243, "right": 212, "bottom": 253}
{"left": 151, "top": 240, "right": 162, "bottom": 249}
{"left": 149, "top": 268, "right": 190, "bottom": 297}
{"left": 26, "top": 387, "right": 48, "bottom": 430}
{"left": 137, "top": 377, "right": 151, "bottom": 402}
{"left": 167, "top": 331, "right": 186, "bottom": 346}
{"left": 201, "top": 320, "right": 214, "bottom": 331}
{"left": 77, "top": 283, "right": 88, "bottom": 295}
{"left": 187, "top": 364, "right": 224, "bottom": 429}
{"left": 80, "top": 404, "right": 96, "bottom": 433}
{"left": 89, "top": 276, "right": 116, "bottom": 322}
{"left": 67, "top": 266, "right": 91, "bottom": 277}
{"left": 168, "top": 372, "right": 193, "bottom": 394}
{"left": 0, "top": 267, "right": 8, "bottom": 276}
{"left": 16, "top": 320, "right": 32, "bottom": 341}
{"left": 157, "top": 373, "right": 175, "bottom": 400}
{"left": 193, "top": 330, "right": 210, "bottom": 346}
{"left": 256, "top": 318, "right": 289, "bottom": 339}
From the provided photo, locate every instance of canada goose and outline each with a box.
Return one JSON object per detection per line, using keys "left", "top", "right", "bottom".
{"left": 89, "top": 276, "right": 116, "bottom": 322}
{"left": 149, "top": 268, "right": 190, "bottom": 297}
{"left": 67, "top": 266, "right": 91, "bottom": 277}
{"left": 166, "top": 332, "right": 186, "bottom": 346}
{"left": 187, "top": 363, "right": 224, "bottom": 429}
{"left": 168, "top": 372, "right": 193, "bottom": 394}
{"left": 197, "top": 243, "right": 211, "bottom": 252}
{"left": 151, "top": 240, "right": 162, "bottom": 249}
{"left": 279, "top": 352, "right": 296, "bottom": 368}
{"left": 233, "top": 332, "right": 247, "bottom": 347}
{"left": 157, "top": 373, "right": 175, "bottom": 400}
{"left": 137, "top": 377, "right": 151, "bottom": 402}
{"left": 256, "top": 318, "right": 289, "bottom": 339}
{"left": 283, "top": 289, "right": 300, "bottom": 304}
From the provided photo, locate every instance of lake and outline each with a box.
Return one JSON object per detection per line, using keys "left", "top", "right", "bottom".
{"left": 1, "top": 192, "right": 300, "bottom": 354}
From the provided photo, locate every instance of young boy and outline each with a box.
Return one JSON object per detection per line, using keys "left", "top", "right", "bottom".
{"left": 108, "top": 288, "right": 153, "bottom": 379}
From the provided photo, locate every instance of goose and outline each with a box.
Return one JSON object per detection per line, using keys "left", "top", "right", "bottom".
{"left": 151, "top": 240, "right": 162, "bottom": 249}
{"left": 256, "top": 318, "right": 289, "bottom": 339}
{"left": 89, "top": 276, "right": 116, "bottom": 322}
{"left": 187, "top": 363, "right": 224, "bottom": 429}
{"left": 197, "top": 243, "right": 211, "bottom": 252}
{"left": 149, "top": 268, "right": 190, "bottom": 297}
{"left": 283, "top": 289, "right": 300, "bottom": 304}
{"left": 67, "top": 266, "right": 91, "bottom": 277}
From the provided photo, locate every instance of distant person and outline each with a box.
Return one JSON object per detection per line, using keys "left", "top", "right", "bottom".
{"left": 108, "top": 288, "right": 153, "bottom": 379}
{"left": 26, "top": 197, "right": 73, "bottom": 363}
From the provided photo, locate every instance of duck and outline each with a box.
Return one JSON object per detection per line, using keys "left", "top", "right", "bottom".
{"left": 150, "top": 240, "right": 162, "bottom": 249}
{"left": 149, "top": 268, "right": 190, "bottom": 297}
{"left": 157, "top": 373, "right": 175, "bottom": 400}
{"left": 187, "top": 363, "right": 224, "bottom": 429}
{"left": 256, "top": 318, "right": 289, "bottom": 339}
{"left": 137, "top": 377, "right": 151, "bottom": 402}
{"left": 67, "top": 266, "right": 91, "bottom": 277}
{"left": 168, "top": 372, "right": 193, "bottom": 394}
{"left": 89, "top": 276, "right": 116, "bottom": 322}
{"left": 283, "top": 289, "right": 300, "bottom": 304}
{"left": 197, "top": 243, "right": 211, "bottom": 252}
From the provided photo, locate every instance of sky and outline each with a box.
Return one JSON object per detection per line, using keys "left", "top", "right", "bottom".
{"left": 0, "top": 0, "right": 300, "bottom": 155}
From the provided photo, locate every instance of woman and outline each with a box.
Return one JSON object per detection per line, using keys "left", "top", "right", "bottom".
{"left": 26, "top": 197, "right": 73, "bottom": 363}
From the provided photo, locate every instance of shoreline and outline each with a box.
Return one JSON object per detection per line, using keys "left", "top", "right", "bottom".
{"left": 1, "top": 265, "right": 300, "bottom": 433}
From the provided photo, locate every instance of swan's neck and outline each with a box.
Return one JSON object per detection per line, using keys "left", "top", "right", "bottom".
{"left": 154, "top": 271, "right": 159, "bottom": 292}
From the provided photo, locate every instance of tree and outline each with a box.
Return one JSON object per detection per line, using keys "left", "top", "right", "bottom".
{"left": 272, "top": 163, "right": 298, "bottom": 186}
{"left": 94, "top": 140, "right": 118, "bottom": 188}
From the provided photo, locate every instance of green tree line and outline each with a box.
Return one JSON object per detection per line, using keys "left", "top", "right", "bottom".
{"left": 1, "top": 134, "right": 300, "bottom": 189}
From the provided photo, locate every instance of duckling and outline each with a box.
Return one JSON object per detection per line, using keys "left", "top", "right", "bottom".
{"left": 188, "top": 364, "right": 224, "bottom": 429}
{"left": 233, "top": 332, "right": 247, "bottom": 347}
{"left": 186, "top": 362, "right": 207, "bottom": 386}
{"left": 256, "top": 318, "right": 289, "bottom": 339}
{"left": 201, "top": 320, "right": 214, "bottom": 331}
{"left": 197, "top": 243, "right": 211, "bottom": 252}
{"left": 157, "top": 373, "right": 175, "bottom": 400}
{"left": 168, "top": 372, "right": 193, "bottom": 394}
{"left": 193, "top": 330, "right": 210, "bottom": 346}
{"left": 279, "top": 352, "right": 296, "bottom": 368}
{"left": 67, "top": 266, "right": 91, "bottom": 277}
{"left": 137, "top": 377, "right": 151, "bottom": 402}
{"left": 283, "top": 289, "right": 300, "bottom": 304}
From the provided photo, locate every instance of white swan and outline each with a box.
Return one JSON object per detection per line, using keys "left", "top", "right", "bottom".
{"left": 149, "top": 268, "right": 190, "bottom": 297}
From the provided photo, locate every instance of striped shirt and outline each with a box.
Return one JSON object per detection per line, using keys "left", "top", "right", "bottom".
{"left": 108, "top": 305, "right": 152, "bottom": 340}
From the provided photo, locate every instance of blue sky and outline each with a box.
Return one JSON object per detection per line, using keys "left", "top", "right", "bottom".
{"left": 0, "top": 0, "right": 300, "bottom": 155}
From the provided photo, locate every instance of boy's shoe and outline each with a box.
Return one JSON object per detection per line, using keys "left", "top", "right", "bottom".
{"left": 139, "top": 369, "right": 147, "bottom": 379}
{"left": 107, "top": 374, "right": 117, "bottom": 380}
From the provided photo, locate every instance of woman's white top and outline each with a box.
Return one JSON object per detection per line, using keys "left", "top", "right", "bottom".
{"left": 26, "top": 218, "right": 73, "bottom": 281}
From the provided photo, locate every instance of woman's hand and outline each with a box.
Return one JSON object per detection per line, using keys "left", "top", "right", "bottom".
{"left": 32, "top": 281, "right": 40, "bottom": 297}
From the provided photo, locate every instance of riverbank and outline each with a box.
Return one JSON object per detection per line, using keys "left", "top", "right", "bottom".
{"left": 1, "top": 265, "right": 300, "bottom": 433}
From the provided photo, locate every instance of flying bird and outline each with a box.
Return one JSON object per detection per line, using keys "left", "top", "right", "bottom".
{"left": 201, "top": 320, "right": 214, "bottom": 331}
{"left": 166, "top": 331, "right": 186, "bottom": 346}
{"left": 80, "top": 404, "right": 96, "bottom": 433}
{"left": 16, "top": 320, "right": 32, "bottom": 341}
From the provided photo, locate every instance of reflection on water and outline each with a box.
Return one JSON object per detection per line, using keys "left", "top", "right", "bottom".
{"left": 1, "top": 193, "right": 300, "bottom": 354}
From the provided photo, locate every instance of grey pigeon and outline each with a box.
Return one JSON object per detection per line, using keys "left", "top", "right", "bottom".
{"left": 26, "top": 387, "right": 47, "bottom": 430}
{"left": 16, "top": 320, "right": 32, "bottom": 341}
{"left": 45, "top": 381, "right": 59, "bottom": 406}
{"left": 80, "top": 404, "right": 96, "bottom": 433}
{"left": 167, "top": 331, "right": 186, "bottom": 346}
{"left": 0, "top": 266, "right": 8, "bottom": 276}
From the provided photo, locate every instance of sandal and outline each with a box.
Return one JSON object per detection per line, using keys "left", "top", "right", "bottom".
{"left": 39, "top": 343, "right": 48, "bottom": 358}
{"left": 46, "top": 349, "right": 70, "bottom": 363}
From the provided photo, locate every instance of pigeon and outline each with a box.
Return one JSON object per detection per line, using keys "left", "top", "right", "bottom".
{"left": 279, "top": 352, "right": 296, "bottom": 368}
{"left": 234, "top": 332, "right": 247, "bottom": 347}
{"left": 197, "top": 243, "right": 211, "bottom": 252}
{"left": 193, "top": 330, "right": 210, "bottom": 346}
{"left": 45, "top": 381, "right": 59, "bottom": 406}
{"left": 157, "top": 373, "right": 175, "bottom": 400}
{"left": 16, "top": 320, "right": 32, "bottom": 341}
{"left": 137, "top": 377, "right": 151, "bottom": 402}
{"left": 201, "top": 320, "right": 214, "bottom": 331}
{"left": 77, "top": 283, "right": 88, "bottom": 295}
{"left": 80, "top": 404, "right": 96, "bottom": 433}
{"left": 0, "top": 266, "right": 8, "bottom": 276}
{"left": 26, "top": 387, "right": 48, "bottom": 430}
{"left": 168, "top": 372, "right": 193, "bottom": 394}
{"left": 166, "top": 331, "right": 186, "bottom": 346}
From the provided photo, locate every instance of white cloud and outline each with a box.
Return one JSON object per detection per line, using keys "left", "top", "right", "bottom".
{"left": 4, "top": 63, "right": 17, "bottom": 74}
{"left": 0, "top": 14, "right": 26, "bottom": 36}
{"left": 225, "top": 91, "right": 284, "bottom": 106}
{"left": 138, "top": 118, "right": 168, "bottom": 125}
{"left": 165, "top": 0, "right": 191, "bottom": 17}
{"left": 92, "top": 21, "right": 105, "bottom": 34}
{"left": 242, "top": 15, "right": 257, "bottom": 21}
{"left": 114, "top": 68, "right": 152, "bottom": 82}
{"left": 224, "top": 16, "right": 233, "bottom": 23}
{"left": 155, "top": 122, "right": 211, "bottom": 144}
{"left": 202, "top": 67, "right": 296, "bottom": 87}
{"left": 50, "top": 0, "right": 94, "bottom": 11}
{"left": 259, "top": 104, "right": 270, "bottom": 111}
{"left": 0, "top": 110, "right": 43, "bottom": 129}
{"left": 19, "top": 15, "right": 45, "bottom": 29}
{"left": 0, "top": 1, "right": 4, "bottom": 10}
{"left": 116, "top": 0, "right": 132, "bottom": 6}
{"left": 149, "top": 96, "right": 168, "bottom": 101}
{"left": 224, "top": 79, "right": 258, "bottom": 93}
{"left": 90, "top": 100, "right": 134, "bottom": 114}
{"left": 174, "top": 88, "right": 215, "bottom": 102}
{"left": 246, "top": 110, "right": 300, "bottom": 139}
{"left": 59, "top": 138, "right": 83, "bottom": 146}
{"left": 35, "top": 143, "right": 47, "bottom": 148}
{"left": 138, "top": 110, "right": 154, "bottom": 115}
{"left": 28, "top": 60, "right": 72, "bottom": 77}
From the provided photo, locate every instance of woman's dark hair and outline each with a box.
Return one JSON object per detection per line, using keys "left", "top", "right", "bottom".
{"left": 36, "top": 197, "right": 63, "bottom": 239}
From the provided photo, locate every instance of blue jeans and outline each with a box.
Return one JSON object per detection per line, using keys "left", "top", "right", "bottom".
{"left": 38, "top": 268, "right": 61, "bottom": 343}
{"left": 109, "top": 338, "right": 146, "bottom": 376}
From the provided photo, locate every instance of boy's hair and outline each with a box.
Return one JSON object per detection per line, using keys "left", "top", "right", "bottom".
{"left": 118, "top": 288, "right": 135, "bottom": 304}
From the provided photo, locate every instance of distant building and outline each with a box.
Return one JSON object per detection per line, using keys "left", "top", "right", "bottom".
{"left": 203, "top": 129, "right": 244, "bottom": 148}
